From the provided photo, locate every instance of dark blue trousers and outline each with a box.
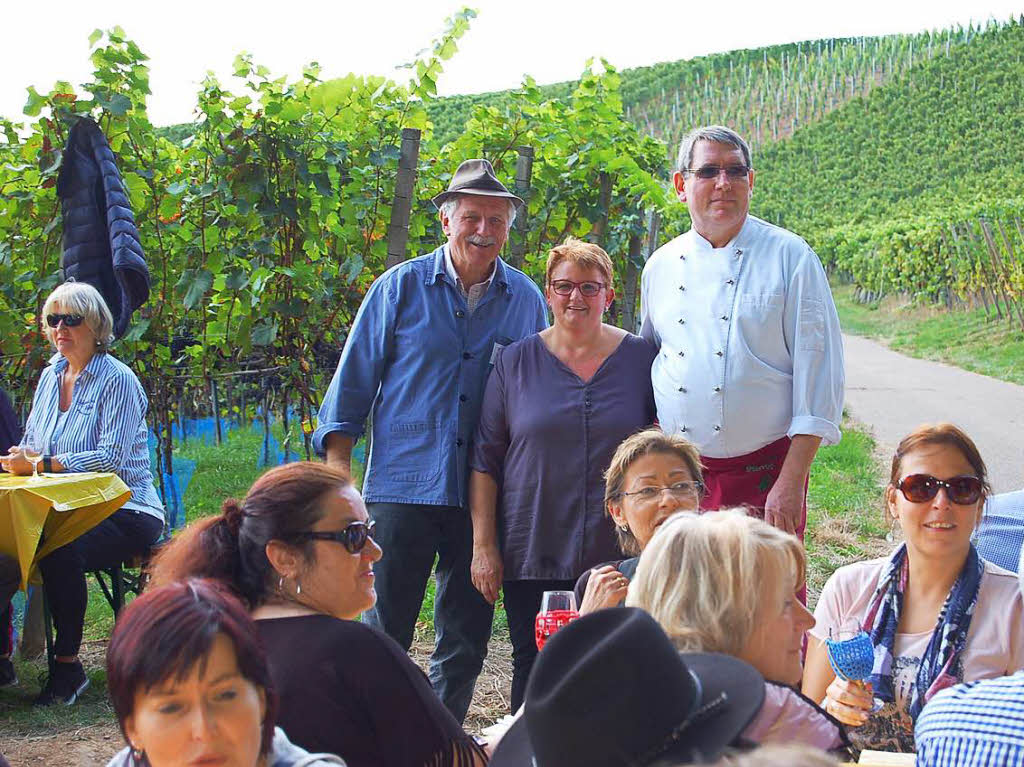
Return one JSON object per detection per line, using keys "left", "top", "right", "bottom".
{"left": 362, "top": 502, "right": 493, "bottom": 725}
{"left": 39, "top": 508, "right": 162, "bottom": 657}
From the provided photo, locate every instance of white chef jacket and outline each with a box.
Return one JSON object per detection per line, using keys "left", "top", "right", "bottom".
{"left": 640, "top": 215, "right": 844, "bottom": 459}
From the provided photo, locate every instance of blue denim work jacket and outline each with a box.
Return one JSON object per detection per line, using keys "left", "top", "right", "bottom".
{"left": 314, "top": 246, "right": 548, "bottom": 507}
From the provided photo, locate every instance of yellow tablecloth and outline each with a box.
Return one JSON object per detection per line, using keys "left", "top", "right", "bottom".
{"left": 0, "top": 472, "right": 131, "bottom": 589}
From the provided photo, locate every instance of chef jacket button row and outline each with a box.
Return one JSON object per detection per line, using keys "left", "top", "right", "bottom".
{"left": 734, "top": 248, "right": 743, "bottom": 257}
{"left": 714, "top": 425, "right": 721, "bottom": 431}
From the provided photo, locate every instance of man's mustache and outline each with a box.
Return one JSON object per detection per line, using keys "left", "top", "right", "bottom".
{"left": 467, "top": 236, "right": 497, "bottom": 247}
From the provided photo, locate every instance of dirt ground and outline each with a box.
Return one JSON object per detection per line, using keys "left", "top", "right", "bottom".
{"left": 0, "top": 633, "right": 514, "bottom": 766}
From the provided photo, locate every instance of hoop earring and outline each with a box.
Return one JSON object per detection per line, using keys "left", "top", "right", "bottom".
{"left": 619, "top": 525, "right": 629, "bottom": 533}
{"left": 278, "top": 575, "right": 285, "bottom": 596}
{"left": 295, "top": 579, "right": 302, "bottom": 597}
{"left": 131, "top": 747, "right": 145, "bottom": 762}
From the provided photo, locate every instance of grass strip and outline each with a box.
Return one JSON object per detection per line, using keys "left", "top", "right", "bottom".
{"left": 833, "top": 283, "right": 1024, "bottom": 386}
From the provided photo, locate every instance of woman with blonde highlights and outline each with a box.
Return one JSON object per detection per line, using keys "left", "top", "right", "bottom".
{"left": 629, "top": 510, "right": 847, "bottom": 753}
{"left": 574, "top": 428, "right": 704, "bottom": 614}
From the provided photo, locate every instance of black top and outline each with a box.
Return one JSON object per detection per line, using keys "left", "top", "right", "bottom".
{"left": 0, "top": 387, "right": 21, "bottom": 454}
{"left": 256, "top": 615, "right": 484, "bottom": 767}
{"left": 573, "top": 557, "right": 639, "bottom": 608}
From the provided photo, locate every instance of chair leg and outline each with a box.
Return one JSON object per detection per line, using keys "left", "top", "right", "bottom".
{"left": 41, "top": 589, "right": 55, "bottom": 675}
{"left": 111, "top": 564, "right": 125, "bottom": 617}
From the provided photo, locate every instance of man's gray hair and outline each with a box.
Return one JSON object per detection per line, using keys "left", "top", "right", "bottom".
{"left": 438, "top": 194, "right": 518, "bottom": 230}
{"left": 676, "top": 125, "right": 753, "bottom": 174}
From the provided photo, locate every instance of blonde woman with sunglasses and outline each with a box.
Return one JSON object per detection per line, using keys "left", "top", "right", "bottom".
{"left": 1, "top": 281, "right": 164, "bottom": 706}
{"left": 803, "top": 423, "right": 1024, "bottom": 754}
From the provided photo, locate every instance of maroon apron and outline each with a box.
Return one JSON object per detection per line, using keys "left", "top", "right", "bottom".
{"left": 699, "top": 435, "right": 808, "bottom": 603}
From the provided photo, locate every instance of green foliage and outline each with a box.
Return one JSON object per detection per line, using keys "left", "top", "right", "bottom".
{"left": 0, "top": 14, "right": 670, "bottom": 487}
{"left": 427, "top": 62, "right": 670, "bottom": 274}
{"left": 0, "top": 13, "right": 477, "bottom": 417}
{"left": 427, "top": 28, "right": 955, "bottom": 152}
{"left": 751, "top": 19, "right": 1024, "bottom": 313}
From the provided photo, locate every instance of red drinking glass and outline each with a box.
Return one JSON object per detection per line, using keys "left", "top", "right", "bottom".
{"left": 534, "top": 590, "right": 579, "bottom": 651}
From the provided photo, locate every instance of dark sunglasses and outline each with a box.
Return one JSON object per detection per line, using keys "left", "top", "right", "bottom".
{"left": 895, "top": 474, "right": 984, "bottom": 505}
{"left": 686, "top": 164, "right": 750, "bottom": 180}
{"left": 45, "top": 313, "right": 85, "bottom": 328}
{"left": 549, "top": 279, "right": 606, "bottom": 297}
{"left": 290, "top": 520, "right": 377, "bottom": 554}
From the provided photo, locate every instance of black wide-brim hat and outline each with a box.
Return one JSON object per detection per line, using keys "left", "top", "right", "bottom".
{"left": 431, "top": 158, "right": 525, "bottom": 210}
{"left": 490, "top": 608, "right": 764, "bottom": 767}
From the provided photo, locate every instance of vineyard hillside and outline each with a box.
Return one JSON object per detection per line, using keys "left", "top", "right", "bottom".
{"left": 752, "top": 19, "right": 1024, "bottom": 234}
{"left": 427, "top": 26, "right": 965, "bottom": 150}
{"left": 427, "top": 17, "right": 1024, "bottom": 311}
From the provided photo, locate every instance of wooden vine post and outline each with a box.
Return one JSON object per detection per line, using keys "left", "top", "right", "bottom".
{"left": 385, "top": 128, "right": 422, "bottom": 270}
{"left": 508, "top": 146, "right": 534, "bottom": 270}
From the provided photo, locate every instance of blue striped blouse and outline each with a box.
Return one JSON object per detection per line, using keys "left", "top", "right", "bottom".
{"left": 916, "top": 671, "right": 1024, "bottom": 766}
{"left": 22, "top": 352, "right": 164, "bottom": 522}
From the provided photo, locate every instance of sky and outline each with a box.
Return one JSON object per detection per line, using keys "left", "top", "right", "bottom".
{"left": 3, "top": 0, "right": 1022, "bottom": 127}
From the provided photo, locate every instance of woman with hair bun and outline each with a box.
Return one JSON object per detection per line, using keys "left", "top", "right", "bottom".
{"left": 149, "top": 462, "right": 486, "bottom": 767}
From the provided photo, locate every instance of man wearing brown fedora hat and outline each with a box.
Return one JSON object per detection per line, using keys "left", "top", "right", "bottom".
{"left": 314, "top": 158, "right": 547, "bottom": 723}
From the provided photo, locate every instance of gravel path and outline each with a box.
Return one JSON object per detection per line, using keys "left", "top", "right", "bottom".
{"left": 843, "top": 333, "right": 1024, "bottom": 493}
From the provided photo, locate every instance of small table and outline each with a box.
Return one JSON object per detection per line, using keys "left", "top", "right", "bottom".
{"left": 0, "top": 472, "right": 131, "bottom": 589}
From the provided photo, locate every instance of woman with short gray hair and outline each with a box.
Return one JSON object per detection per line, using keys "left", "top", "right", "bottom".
{"left": 1, "top": 281, "right": 164, "bottom": 706}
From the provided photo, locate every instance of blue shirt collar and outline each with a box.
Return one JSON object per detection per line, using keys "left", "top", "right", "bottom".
{"left": 51, "top": 351, "right": 106, "bottom": 378}
{"left": 429, "top": 245, "right": 513, "bottom": 294}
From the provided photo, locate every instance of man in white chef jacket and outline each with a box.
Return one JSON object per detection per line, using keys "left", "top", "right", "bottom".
{"left": 640, "top": 125, "right": 844, "bottom": 548}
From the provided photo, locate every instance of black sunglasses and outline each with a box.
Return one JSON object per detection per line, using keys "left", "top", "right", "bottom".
{"left": 45, "top": 313, "right": 85, "bottom": 328}
{"left": 685, "top": 164, "right": 751, "bottom": 180}
{"left": 895, "top": 474, "right": 984, "bottom": 505}
{"left": 290, "top": 520, "right": 377, "bottom": 554}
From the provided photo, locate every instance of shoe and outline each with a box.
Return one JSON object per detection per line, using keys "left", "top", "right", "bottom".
{"left": 0, "top": 656, "right": 15, "bottom": 687}
{"left": 33, "top": 660, "right": 89, "bottom": 706}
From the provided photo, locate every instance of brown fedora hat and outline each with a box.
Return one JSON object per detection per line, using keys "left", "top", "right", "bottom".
{"left": 431, "top": 158, "right": 524, "bottom": 210}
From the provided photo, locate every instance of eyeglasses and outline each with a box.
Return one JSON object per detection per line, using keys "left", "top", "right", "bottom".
{"left": 895, "top": 474, "right": 984, "bottom": 505}
{"left": 685, "top": 165, "right": 751, "bottom": 180}
{"left": 290, "top": 520, "right": 377, "bottom": 554}
{"left": 621, "top": 480, "right": 705, "bottom": 505}
{"left": 549, "top": 279, "right": 606, "bottom": 297}
{"left": 45, "top": 313, "right": 85, "bottom": 328}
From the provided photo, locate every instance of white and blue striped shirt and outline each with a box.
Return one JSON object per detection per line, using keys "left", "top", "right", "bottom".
{"left": 916, "top": 671, "right": 1024, "bottom": 766}
{"left": 22, "top": 352, "right": 164, "bottom": 521}
{"left": 975, "top": 491, "right": 1024, "bottom": 573}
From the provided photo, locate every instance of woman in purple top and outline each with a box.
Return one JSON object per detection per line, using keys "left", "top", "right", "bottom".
{"left": 469, "top": 238, "right": 657, "bottom": 711}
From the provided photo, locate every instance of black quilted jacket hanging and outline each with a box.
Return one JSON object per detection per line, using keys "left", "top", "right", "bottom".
{"left": 57, "top": 117, "right": 150, "bottom": 339}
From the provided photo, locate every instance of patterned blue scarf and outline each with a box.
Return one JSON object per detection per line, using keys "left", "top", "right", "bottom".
{"left": 863, "top": 543, "right": 984, "bottom": 721}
